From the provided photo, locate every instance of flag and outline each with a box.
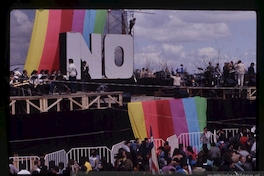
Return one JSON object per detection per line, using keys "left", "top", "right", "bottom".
{"left": 149, "top": 125, "right": 160, "bottom": 174}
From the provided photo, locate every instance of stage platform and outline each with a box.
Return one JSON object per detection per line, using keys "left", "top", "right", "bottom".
{"left": 155, "top": 86, "right": 256, "bottom": 100}
{"left": 10, "top": 91, "right": 124, "bottom": 115}
{"left": 9, "top": 86, "right": 256, "bottom": 115}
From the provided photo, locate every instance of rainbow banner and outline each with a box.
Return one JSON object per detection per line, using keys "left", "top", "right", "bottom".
{"left": 127, "top": 96, "right": 207, "bottom": 141}
{"left": 24, "top": 9, "right": 107, "bottom": 75}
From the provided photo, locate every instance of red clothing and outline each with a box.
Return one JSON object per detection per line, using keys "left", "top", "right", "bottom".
{"left": 240, "top": 136, "right": 248, "bottom": 146}
{"left": 186, "top": 151, "right": 196, "bottom": 160}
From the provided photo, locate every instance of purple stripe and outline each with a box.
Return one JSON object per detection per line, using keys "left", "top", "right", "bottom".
{"left": 169, "top": 99, "right": 189, "bottom": 137}
{"left": 71, "top": 10, "right": 86, "bottom": 33}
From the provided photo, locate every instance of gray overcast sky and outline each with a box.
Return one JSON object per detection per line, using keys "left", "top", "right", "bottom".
{"left": 10, "top": 9, "right": 256, "bottom": 74}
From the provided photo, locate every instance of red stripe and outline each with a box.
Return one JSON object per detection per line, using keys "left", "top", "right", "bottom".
{"left": 38, "top": 10, "right": 62, "bottom": 72}
{"left": 142, "top": 101, "right": 159, "bottom": 138}
{"left": 51, "top": 9, "right": 74, "bottom": 72}
{"left": 156, "top": 100, "right": 174, "bottom": 140}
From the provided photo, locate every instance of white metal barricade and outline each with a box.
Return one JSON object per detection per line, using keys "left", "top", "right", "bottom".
{"left": 44, "top": 149, "right": 68, "bottom": 168}
{"left": 67, "top": 146, "right": 111, "bottom": 165}
{"left": 176, "top": 131, "right": 214, "bottom": 153}
{"left": 9, "top": 156, "right": 40, "bottom": 172}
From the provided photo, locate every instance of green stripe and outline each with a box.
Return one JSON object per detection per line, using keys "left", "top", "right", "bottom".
{"left": 194, "top": 96, "right": 207, "bottom": 132}
{"left": 94, "top": 10, "right": 107, "bottom": 34}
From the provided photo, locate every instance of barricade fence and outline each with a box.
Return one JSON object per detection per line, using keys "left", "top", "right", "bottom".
{"left": 9, "top": 156, "right": 40, "bottom": 172}
{"left": 10, "top": 128, "right": 251, "bottom": 172}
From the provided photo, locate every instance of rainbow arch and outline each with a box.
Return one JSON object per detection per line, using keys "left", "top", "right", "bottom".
{"left": 24, "top": 9, "right": 107, "bottom": 75}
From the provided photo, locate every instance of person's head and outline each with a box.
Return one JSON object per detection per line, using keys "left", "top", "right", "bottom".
{"left": 209, "top": 62, "right": 212, "bottom": 65}
{"left": 23, "top": 70, "right": 28, "bottom": 75}
{"left": 34, "top": 159, "right": 41, "bottom": 167}
{"left": 203, "top": 127, "right": 207, "bottom": 132}
{"left": 69, "top": 58, "right": 73, "bottom": 63}
{"left": 187, "top": 146, "right": 194, "bottom": 153}
{"left": 239, "top": 156, "right": 245, "bottom": 163}
{"left": 251, "top": 62, "right": 254, "bottom": 67}
{"left": 83, "top": 61, "right": 86, "bottom": 66}
{"left": 122, "top": 150, "right": 127, "bottom": 158}
{"left": 135, "top": 138, "right": 139, "bottom": 143}
{"left": 179, "top": 144, "right": 183, "bottom": 150}
{"left": 144, "top": 138, "right": 149, "bottom": 143}
{"left": 91, "top": 149, "right": 97, "bottom": 157}
{"left": 164, "top": 141, "right": 169, "bottom": 146}
{"left": 166, "top": 157, "right": 173, "bottom": 165}
{"left": 246, "top": 155, "right": 252, "bottom": 163}
{"left": 211, "top": 142, "right": 216, "bottom": 147}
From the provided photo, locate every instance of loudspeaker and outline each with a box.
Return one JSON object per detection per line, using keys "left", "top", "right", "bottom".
{"left": 174, "top": 89, "right": 189, "bottom": 98}
{"left": 123, "top": 92, "right": 131, "bottom": 102}
{"left": 224, "top": 78, "right": 236, "bottom": 87}
{"left": 249, "top": 78, "right": 256, "bottom": 86}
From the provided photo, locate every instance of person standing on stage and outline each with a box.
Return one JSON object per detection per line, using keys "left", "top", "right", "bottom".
{"left": 248, "top": 62, "right": 255, "bottom": 79}
{"left": 67, "top": 58, "right": 78, "bottom": 93}
{"left": 200, "top": 127, "right": 211, "bottom": 149}
{"left": 234, "top": 60, "right": 247, "bottom": 87}
{"left": 81, "top": 60, "right": 91, "bottom": 92}
{"left": 170, "top": 73, "right": 182, "bottom": 88}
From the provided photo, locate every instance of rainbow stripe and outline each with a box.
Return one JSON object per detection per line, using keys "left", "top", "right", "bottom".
{"left": 128, "top": 96, "right": 207, "bottom": 141}
{"left": 24, "top": 9, "right": 107, "bottom": 74}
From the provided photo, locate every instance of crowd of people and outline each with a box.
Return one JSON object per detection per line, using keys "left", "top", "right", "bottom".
{"left": 137, "top": 60, "right": 255, "bottom": 87}
{"left": 9, "top": 127, "right": 256, "bottom": 175}
{"left": 9, "top": 59, "right": 91, "bottom": 96}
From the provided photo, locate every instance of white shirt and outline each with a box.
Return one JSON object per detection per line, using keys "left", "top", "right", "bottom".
{"left": 235, "top": 63, "right": 246, "bottom": 74}
{"left": 17, "top": 169, "right": 31, "bottom": 175}
{"left": 68, "top": 63, "right": 77, "bottom": 77}
{"left": 171, "top": 75, "right": 181, "bottom": 86}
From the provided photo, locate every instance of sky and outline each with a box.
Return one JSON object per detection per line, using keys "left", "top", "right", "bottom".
{"left": 10, "top": 9, "right": 256, "bottom": 75}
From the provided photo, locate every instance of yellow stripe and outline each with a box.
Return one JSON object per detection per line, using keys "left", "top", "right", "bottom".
{"left": 128, "top": 102, "right": 147, "bottom": 140}
{"left": 24, "top": 10, "right": 49, "bottom": 74}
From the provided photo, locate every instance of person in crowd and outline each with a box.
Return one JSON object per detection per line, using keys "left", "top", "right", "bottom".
{"left": 134, "top": 154, "right": 145, "bottom": 171}
{"left": 140, "top": 68, "right": 146, "bottom": 78}
{"left": 89, "top": 149, "right": 100, "bottom": 171}
{"left": 58, "top": 162, "right": 66, "bottom": 174}
{"left": 186, "top": 146, "right": 197, "bottom": 166}
{"left": 161, "top": 157, "right": 176, "bottom": 174}
{"left": 178, "top": 144, "right": 187, "bottom": 159}
{"left": 209, "top": 142, "right": 221, "bottom": 161}
{"left": 163, "top": 141, "right": 171, "bottom": 159}
{"left": 237, "top": 145, "right": 250, "bottom": 158}
{"left": 116, "top": 150, "right": 134, "bottom": 171}
{"left": 234, "top": 60, "right": 247, "bottom": 87}
{"left": 241, "top": 155, "right": 253, "bottom": 171}
{"left": 157, "top": 146, "right": 166, "bottom": 168}
{"left": 98, "top": 157, "right": 114, "bottom": 171}
{"left": 31, "top": 159, "right": 41, "bottom": 173}
{"left": 176, "top": 157, "right": 189, "bottom": 174}
{"left": 9, "top": 158, "right": 19, "bottom": 175}
{"left": 67, "top": 58, "right": 78, "bottom": 93}
{"left": 239, "top": 131, "right": 249, "bottom": 148}
{"left": 138, "top": 140, "right": 151, "bottom": 171}
{"left": 123, "top": 140, "right": 131, "bottom": 153}
{"left": 207, "top": 62, "right": 215, "bottom": 74}
{"left": 200, "top": 127, "right": 211, "bottom": 148}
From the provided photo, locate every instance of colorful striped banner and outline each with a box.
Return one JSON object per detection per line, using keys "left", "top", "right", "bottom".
{"left": 127, "top": 97, "right": 207, "bottom": 141}
{"left": 24, "top": 9, "right": 108, "bottom": 74}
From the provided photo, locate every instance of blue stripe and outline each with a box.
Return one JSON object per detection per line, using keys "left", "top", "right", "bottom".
{"left": 83, "top": 10, "right": 96, "bottom": 48}
{"left": 183, "top": 97, "right": 200, "bottom": 148}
